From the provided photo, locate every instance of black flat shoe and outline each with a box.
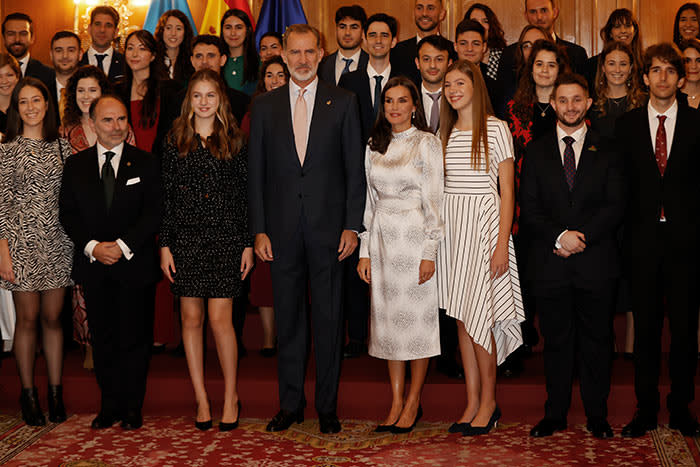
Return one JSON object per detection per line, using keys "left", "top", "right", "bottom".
{"left": 20, "top": 387, "right": 46, "bottom": 426}
{"left": 266, "top": 409, "right": 304, "bottom": 432}
{"left": 587, "top": 418, "right": 614, "bottom": 439}
{"left": 120, "top": 410, "right": 143, "bottom": 430}
{"left": 530, "top": 417, "right": 567, "bottom": 437}
{"left": 463, "top": 406, "right": 501, "bottom": 436}
{"left": 390, "top": 405, "right": 422, "bottom": 434}
{"left": 448, "top": 422, "right": 471, "bottom": 434}
{"left": 669, "top": 410, "right": 700, "bottom": 437}
{"left": 219, "top": 401, "right": 241, "bottom": 431}
{"left": 621, "top": 412, "right": 656, "bottom": 438}
{"left": 48, "top": 384, "right": 66, "bottom": 423}
{"left": 319, "top": 412, "right": 341, "bottom": 434}
{"left": 91, "top": 412, "right": 120, "bottom": 429}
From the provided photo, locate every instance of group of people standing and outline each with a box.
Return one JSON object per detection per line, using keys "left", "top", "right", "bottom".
{"left": 0, "top": 0, "right": 699, "bottom": 444}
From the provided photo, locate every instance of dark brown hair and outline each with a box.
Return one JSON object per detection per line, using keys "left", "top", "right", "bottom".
{"left": 155, "top": 9, "right": 195, "bottom": 83}
{"left": 124, "top": 30, "right": 166, "bottom": 129}
{"left": 368, "top": 76, "right": 428, "bottom": 154}
{"left": 254, "top": 56, "right": 289, "bottom": 96}
{"left": 3, "top": 77, "right": 58, "bottom": 143}
{"left": 440, "top": 60, "right": 493, "bottom": 171}
{"left": 90, "top": 6, "right": 119, "bottom": 26}
{"left": 62, "top": 65, "right": 111, "bottom": 128}
{"left": 674, "top": 3, "right": 700, "bottom": 47}
{"left": 465, "top": 3, "right": 507, "bottom": 50}
{"left": 168, "top": 69, "right": 244, "bottom": 160}
{"left": 643, "top": 42, "right": 686, "bottom": 79}
{"left": 0, "top": 53, "right": 20, "bottom": 79}
{"left": 220, "top": 9, "right": 258, "bottom": 84}
{"left": 514, "top": 25, "right": 551, "bottom": 80}
{"left": 600, "top": 8, "right": 643, "bottom": 67}
{"left": 593, "top": 42, "right": 646, "bottom": 116}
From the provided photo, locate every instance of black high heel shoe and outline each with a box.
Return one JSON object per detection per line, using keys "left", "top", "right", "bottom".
{"left": 462, "top": 406, "right": 501, "bottom": 436}
{"left": 219, "top": 401, "right": 241, "bottom": 431}
{"left": 390, "top": 405, "right": 422, "bottom": 434}
{"left": 20, "top": 387, "right": 46, "bottom": 426}
{"left": 47, "top": 384, "right": 66, "bottom": 423}
{"left": 195, "top": 401, "right": 212, "bottom": 431}
{"left": 374, "top": 414, "right": 400, "bottom": 433}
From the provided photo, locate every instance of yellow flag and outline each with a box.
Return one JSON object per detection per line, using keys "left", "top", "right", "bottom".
{"left": 200, "top": 0, "right": 254, "bottom": 36}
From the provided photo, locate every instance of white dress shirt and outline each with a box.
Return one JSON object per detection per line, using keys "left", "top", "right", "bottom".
{"left": 648, "top": 99, "right": 678, "bottom": 157}
{"left": 334, "top": 48, "right": 362, "bottom": 84}
{"left": 554, "top": 123, "right": 588, "bottom": 249}
{"left": 17, "top": 53, "right": 29, "bottom": 76}
{"left": 421, "top": 82, "right": 442, "bottom": 126}
{"left": 366, "top": 62, "right": 391, "bottom": 105}
{"left": 84, "top": 141, "right": 133, "bottom": 262}
{"left": 87, "top": 46, "right": 114, "bottom": 75}
{"left": 289, "top": 77, "right": 318, "bottom": 144}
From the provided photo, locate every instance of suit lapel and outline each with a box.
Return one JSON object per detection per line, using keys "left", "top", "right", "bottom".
{"left": 572, "top": 130, "right": 597, "bottom": 194}
{"left": 85, "top": 146, "right": 107, "bottom": 218}
{"left": 548, "top": 132, "right": 570, "bottom": 195}
{"left": 665, "top": 104, "right": 687, "bottom": 178}
{"left": 279, "top": 84, "right": 300, "bottom": 166}
{"left": 637, "top": 108, "right": 661, "bottom": 178}
{"left": 305, "top": 82, "right": 332, "bottom": 167}
{"left": 110, "top": 144, "right": 133, "bottom": 212}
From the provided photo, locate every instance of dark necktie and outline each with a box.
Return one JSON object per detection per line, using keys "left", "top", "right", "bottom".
{"left": 341, "top": 58, "right": 353, "bottom": 76}
{"left": 102, "top": 151, "right": 116, "bottom": 209}
{"left": 562, "top": 136, "right": 576, "bottom": 191}
{"left": 95, "top": 54, "right": 107, "bottom": 72}
{"left": 18, "top": 61, "right": 24, "bottom": 76}
{"left": 655, "top": 115, "right": 668, "bottom": 219}
{"left": 428, "top": 91, "right": 441, "bottom": 134}
{"left": 373, "top": 75, "right": 384, "bottom": 118}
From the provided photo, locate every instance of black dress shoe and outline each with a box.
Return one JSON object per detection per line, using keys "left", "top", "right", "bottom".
{"left": 621, "top": 412, "right": 656, "bottom": 438}
{"left": 529, "top": 418, "right": 567, "bottom": 437}
{"left": 669, "top": 410, "right": 700, "bottom": 437}
{"left": 436, "top": 357, "right": 464, "bottom": 379}
{"left": 391, "top": 406, "right": 422, "bottom": 434}
{"left": 343, "top": 341, "right": 367, "bottom": 359}
{"left": 91, "top": 412, "right": 120, "bottom": 429}
{"left": 120, "top": 411, "right": 143, "bottom": 430}
{"left": 319, "top": 412, "right": 341, "bottom": 434}
{"left": 587, "top": 418, "right": 614, "bottom": 439}
{"left": 219, "top": 401, "right": 241, "bottom": 431}
{"left": 266, "top": 409, "right": 303, "bottom": 432}
{"left": 448, "top": 422, "right": 471, "bottom": 434}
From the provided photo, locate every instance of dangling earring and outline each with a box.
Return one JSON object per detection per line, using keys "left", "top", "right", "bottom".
{"left": 412, "top": 110, "right": 416, "bottom": 120}
{"left": 627, "top": 78, "right": 632, "bottom": 88}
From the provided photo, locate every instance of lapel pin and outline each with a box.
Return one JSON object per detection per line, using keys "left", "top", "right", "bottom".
{"left": 587, "top": 145, "right": 597, "bottom": 152}
{"left": 127, "top": 161, "right": 132, "bottom": 166}
{"left": 326, "top": 100, "right": 331, "bottom": 105}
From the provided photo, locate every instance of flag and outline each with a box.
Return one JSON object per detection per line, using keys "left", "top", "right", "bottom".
{"left": 200, "top": 0, "right": 255, "bottom": 36}
{"left": 254, "top": 0, "right": 307, "bottom": 50}
{"left": 142, "top": 0, "right": 197, "bottom": 35}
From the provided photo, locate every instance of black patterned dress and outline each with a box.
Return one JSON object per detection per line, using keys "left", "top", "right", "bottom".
{"left": 160, "top": 138, "right": 252, "bottom": 298}
{"left": 0, "top": 137, "right": 73, "bottom": 291}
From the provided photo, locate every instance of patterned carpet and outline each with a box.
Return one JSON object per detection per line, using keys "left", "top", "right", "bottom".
{"left": 1, "top": 413, "right": 698, "bottom": 466}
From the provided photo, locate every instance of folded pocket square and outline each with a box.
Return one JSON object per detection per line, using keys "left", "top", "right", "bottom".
{"left": 126, "top": 177, "right": 141, "bottom": 186}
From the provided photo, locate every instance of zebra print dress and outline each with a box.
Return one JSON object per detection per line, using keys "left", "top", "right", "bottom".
{"left": 0, "top": 137, "right": 73, "bottom": 291}
{"left": 436, "top": 117, "right": 524, "bottom": 365}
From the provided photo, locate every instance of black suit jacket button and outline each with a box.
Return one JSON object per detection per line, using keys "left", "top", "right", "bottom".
{"left": 298, "top": 193, "right": 302, "bottom": 198}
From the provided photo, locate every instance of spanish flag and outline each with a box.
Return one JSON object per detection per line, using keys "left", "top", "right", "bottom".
{"left": 200, "top": 0, "right": 255, "bottom": 36}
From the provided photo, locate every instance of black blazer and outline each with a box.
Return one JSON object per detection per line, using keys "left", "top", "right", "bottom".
{"left": 45, "top": 69, "right": 62, "bottom": 125}
{"left": 391, "top": 36, "right": 457, "bottom": 87}
{"left": 318, "top": 50, "right": 369, "bottom": 85}
{"left": 25, "top": 57, "right": 53, "bottom": 88}
{"left": 59, "top": 143, "right": 161, "bottom": 286}
{"left": 79, "top": 49, "right": 126, "bottom": 82}
{"left": 338, "top": 67, "right": 397, "bottom": 143}
{"left": 615, "top": 104, "right": 700, "bottom": 268}
{"left": 248, "top": 79, "right": 365, "bottom": 247}
{"left": 519, "top": 128, "right": 625, "bottom": 290}
{"left": 556, "top": 37, "right": 588, "bottom": 74}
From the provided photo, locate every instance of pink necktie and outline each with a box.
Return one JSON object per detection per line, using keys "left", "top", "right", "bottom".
{"left": 294, "top": 88, "right": 308, "bottom": 165}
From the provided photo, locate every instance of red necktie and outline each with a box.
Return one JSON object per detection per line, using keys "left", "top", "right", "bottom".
{"left": 655, "top": 115, "right": 667, "bottom": 220}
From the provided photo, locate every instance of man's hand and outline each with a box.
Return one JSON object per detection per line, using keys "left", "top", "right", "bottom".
{"left": 337, "top": 230, "right": 358, "bottom": 261}
{"left": 255, "top": 233, "right": 273, "bottom": 262}
{"left": 559, "top": 230, "right": 586, "bottom": 254}
{"left": 94, "top": 241, "right": 123, "bottom": 265}
{"left": 553, "top": 247, "right": 573, "bottom": 258}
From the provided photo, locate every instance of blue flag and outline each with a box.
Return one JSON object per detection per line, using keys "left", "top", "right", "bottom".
{"left": 143, "top": 0, "right": 197, "bottom": 36}
{"left": 254, "top": 0, "right": 308, "bottom": 51}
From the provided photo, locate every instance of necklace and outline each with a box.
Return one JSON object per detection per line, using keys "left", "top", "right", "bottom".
{"left": 609, "top": 96, "right": 626, "bottom": 105}
{"left": 536, "top": 102, "right": 550, "bottom": 117}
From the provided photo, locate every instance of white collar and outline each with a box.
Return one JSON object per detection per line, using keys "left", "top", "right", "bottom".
{"left": 289, "top": 76, "right": 319, "bottom": 97}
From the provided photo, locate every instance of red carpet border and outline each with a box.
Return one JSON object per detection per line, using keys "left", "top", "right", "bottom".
{"left": 1, "top": 413, "right": 693, "bottom": 466}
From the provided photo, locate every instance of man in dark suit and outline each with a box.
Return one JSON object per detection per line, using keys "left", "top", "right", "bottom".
{"left": 391, "top": 0, "right": 456, "bottom": 86}
{"left": 249, "top": 24, "right": 364, "bottom": 435}
{"left": 59, "top": 95, "right": 161, "bottom": 431}
{"left": 453, "top": 19, "right": 505, "bottom": 118}
{"left": 520, "top": 73, "right": 624, "bottom": 439}
{"left": 339, "top": 14, "right": 397, "bottom": 143}
{"left": 337, "top": 13, "right": 396, "bottom": 360}
{"left": 1, "top": 13, "right": 52, "bottom": 87}
{"left": 617, "top": 43, "right": 700, "bottom": 438}
{"left": 49, "top": 31, "right": 83, "bottom": 125}
{"left": 78, "top": 6, "right": 125, "bottom": 82}
{"left": 318, "top": 5, "right": 369, "bottom": 85}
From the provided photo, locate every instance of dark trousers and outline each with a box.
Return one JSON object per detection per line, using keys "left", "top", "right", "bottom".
{"left": 536, "top": 281, "right": 616, "bottom": 422}
{"left": 83, "top": 278, "right": 155, "bottom": 415}
{"left": 270, "top": 218, "right": 344, "bottom": 415}
{"left": 628, "top": 226, "right": 699, "bottom": 415}
{"left": 438, "top": 309, "right": 458, "bottom": 360}
{"left": 343, "top": 248, "right": 369, "bottom": 344}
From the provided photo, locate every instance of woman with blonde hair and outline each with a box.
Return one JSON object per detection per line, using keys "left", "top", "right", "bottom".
{"left": 160, "top": 68, "right": 254, "bottom": 431}
{"left": 437, "top": 60, "right": 524, "bottom": 436}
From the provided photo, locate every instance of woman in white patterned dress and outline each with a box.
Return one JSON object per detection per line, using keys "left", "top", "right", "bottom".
{"left": 437, "top": 61, "right": 524, "bottom": 436}
{"left": 0, "top": 78, "right": 73, "bottom": 426}
{"left": 357, "top": 76, "right": 444, "bottom": 434}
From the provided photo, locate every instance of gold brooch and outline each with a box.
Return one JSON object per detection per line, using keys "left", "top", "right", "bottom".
{"left": 326, "top": 100, "right": 331, "bottom": 105}
{"left": 587, "top": 145, "right": 597, "bottom": 152}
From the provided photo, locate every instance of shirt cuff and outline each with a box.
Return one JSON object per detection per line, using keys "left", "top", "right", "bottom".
{"left": 116, "top": 238, "right": 134, "bottom": 260}
{"left": 84, "top": 240, "right": 99, "bottom": 263}
{"left": 554, "top": 230, "right": 568, "bottom": 250}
